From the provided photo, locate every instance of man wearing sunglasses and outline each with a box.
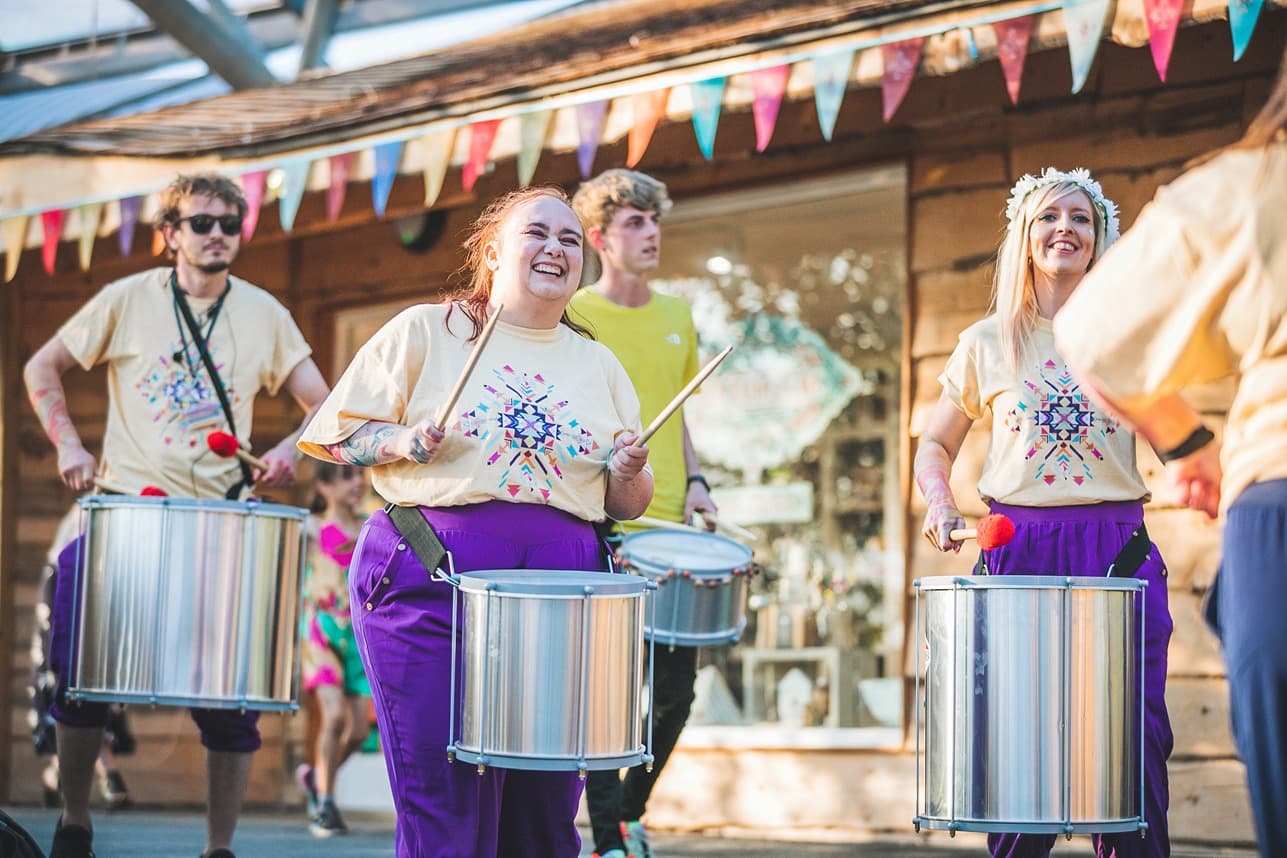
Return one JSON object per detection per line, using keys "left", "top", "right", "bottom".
{"left": 23, "top": 172, "right": 331, "bottom": 858}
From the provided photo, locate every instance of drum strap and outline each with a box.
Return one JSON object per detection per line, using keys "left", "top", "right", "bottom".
{"left": 385, "top": 503, "right": 447, "bottom": 575}
{"left": 1106, "top": 525, "right": 1152, "bottom": 578}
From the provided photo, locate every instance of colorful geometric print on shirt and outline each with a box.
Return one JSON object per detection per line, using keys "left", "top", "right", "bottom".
{"left": 138, "top": 342, "right": 237, "bottom": 449}
{"left": 1005, "top": 357, "right": 1119, "bottom": 486}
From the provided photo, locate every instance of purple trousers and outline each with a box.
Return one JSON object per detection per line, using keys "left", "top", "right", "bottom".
{"left": 350, "top": 500, "right": 606, "bottom": 858}
{"left": 48, "top": 536, "right": 261, "bottom": 752}
{"left": 980, "top": 501, "right": 1173, "bottom": 858}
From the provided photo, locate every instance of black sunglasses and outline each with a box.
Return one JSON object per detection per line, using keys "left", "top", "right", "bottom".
{"left": 176, "top": 214, "right": 243, "bottom": 236}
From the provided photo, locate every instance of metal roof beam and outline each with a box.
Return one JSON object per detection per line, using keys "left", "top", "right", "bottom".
{"left": 128, "top": 0, "right": 277, "bottom": 90}
{"left": 298, "top": 0, "right": 340, "bottom": 73}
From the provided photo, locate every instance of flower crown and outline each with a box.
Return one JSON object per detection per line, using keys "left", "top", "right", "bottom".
{"left": 1005, "top": 167, "right": 1120, "bottom": 245}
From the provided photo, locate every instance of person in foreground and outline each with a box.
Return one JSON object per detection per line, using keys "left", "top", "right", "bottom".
{"left": 23, "top": 172, "right": 330, "bottom": 858}
{"left": 913, "top": 166, "right": 1173, "bottom": 858}
{"left": 570, "top": 168, "right": 716, "bottom": 858}
{"left": 1054, "top": 44, "right": 1287, "bottom": 858}
{"left": 297, "top": 186, "right": 653, "bottom": 858}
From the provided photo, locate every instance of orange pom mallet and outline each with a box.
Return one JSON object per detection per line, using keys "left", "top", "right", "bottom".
{"left": 949, "top": 513, "right": 1017, "bottom": 550}
{"left": 206, "top": 430, "right": 268, "bottom": 473}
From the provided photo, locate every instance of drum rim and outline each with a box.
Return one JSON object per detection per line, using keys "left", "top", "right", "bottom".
{"left": 78, "top": 494, "right": 309, "bottom": 520}
{"left": 620, "top": 528, "right": 752, "bottom": 571}
{"left": 456, "top": 568, "right": 648, "bottom": 595}
{"left": 914, "top": 574, "right": 1145, "bottom": 591}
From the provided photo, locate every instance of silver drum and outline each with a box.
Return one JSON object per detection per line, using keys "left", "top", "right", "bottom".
{"left": 617, "top": 529, "right": 752, "bottom": 647}
{"left": 448, "top": 569, "right": 653, "bottom": 775}
{"left": 68, "top": 495, "right": 307, "bottom": 711}
{"left": 913, "top": 575, "right": 1147, "bottom": 836}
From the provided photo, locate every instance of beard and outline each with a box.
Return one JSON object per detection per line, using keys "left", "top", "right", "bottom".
{"left": 196, "top": 259, "right": 231, "bottom": 274}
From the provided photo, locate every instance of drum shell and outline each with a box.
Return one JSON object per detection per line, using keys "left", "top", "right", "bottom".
{"left": 916, "top": 575, "right": 1142, "bottom": 833}
{"left": 69, "top": 496, "right": 306, "bottom": 711}
{"left": 619, "top": 530, "right": 752, "bottom": 647}
{"left": 454, "top": 570, "right": 648, "bottom": 770}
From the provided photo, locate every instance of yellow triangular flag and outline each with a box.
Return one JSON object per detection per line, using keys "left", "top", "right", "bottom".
{"left": 77, "top": 202, "right": 104, "bottom": 271}
{"left": 517, "top": 111, "right": 554, "bottom": 186}
{"left": 421, "top": 129, "right": 457, "bottom": 206}
{"left": 3, "top": 215, "right": 29, "bottom": 282}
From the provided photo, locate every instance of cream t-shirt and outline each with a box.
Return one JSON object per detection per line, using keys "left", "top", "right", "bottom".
{"left": 298, "top": 303, "right": 642, "bottom": 522}
{"left": 58, "top": 268, "right": 312, "bottom": 499}
{"left": 1055, "top": 143, "right": 1287, "bottom": 512}
{"left": 940, "top": 314, "right": 1149, "bottom": 507}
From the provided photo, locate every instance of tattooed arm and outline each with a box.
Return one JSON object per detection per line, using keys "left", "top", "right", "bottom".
{"left": 323, "top": 419, "right": 445, "bottom": 467}
{"left": 913, "top": 391, "right": 974, "bottom": 552}
{"left": 24, "top": 337, "right": 96, "bottom": 491}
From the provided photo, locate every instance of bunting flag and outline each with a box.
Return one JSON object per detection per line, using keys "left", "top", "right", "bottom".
{"left": 690, "top": 77, "right": 726, "bottom": 160}
{"left": 152, "top": 228, "right": 166, "bottom": 256}
{"left": 882, "top": 39, "right": 924, "bottom": 122}
{"left": 1064, "top": 0, "right": 1113, "bottom": 93}
{"left": 993, "top": 15, "right": 1036, "bottom": 104}
{"left": 372, "top": 141, "right": 404, "bottom": 218}
{"left": 1229, "top": 0, "right": 1265, "bottom": 61}
{"left": 462, "top": 119, "right": 502, "bottom": 192}
{"left": 518, "top": 110, "right": 555, "bottom": 186}
{"left": 76, "top": 203, "right": 104, "bottom": 271}
{"left": 627, "top": 89, "right": 670, "bottom": 167}
{"left": 421, "top": 129, "right": 456, "bottom": 206}
{"left": 1143, "top": 0, "right": 1184, "bottom": 81}
{"left": 3, "top": 215, "right": 28, "bottom": 282}
{"left": 326, "top": 153, "right": 355, "bottom": 222}
{"left": 278, "top": 159, "right": 311, "bottom": 232}
{"left": 812, "top": 50, "right": 855, "bottom": 141}
{"left": 239, "top": 171, "right": 266, "bottom": 242}
{"left": 751, "top": 65, "right": 790, "bottom": 152}
{"left": 576, "top": 101, "right": 609, "bottom": 179}
{"left": 41, "top": 210, "right": 65, "bottom": 275}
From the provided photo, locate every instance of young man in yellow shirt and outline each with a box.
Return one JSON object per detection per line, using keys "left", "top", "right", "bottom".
{"left": 570, "top": 169, "right": 717, "bottom": 858}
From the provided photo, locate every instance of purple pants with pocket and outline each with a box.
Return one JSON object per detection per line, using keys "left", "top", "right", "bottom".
{"left": 980, "top": 501, "right": 1173, "bottom": 858}
{"left": 48, "top": 536, "right": 261, "bottom": 752}
{"left": 349, "top": 500, "right": 606, "bottom": 858}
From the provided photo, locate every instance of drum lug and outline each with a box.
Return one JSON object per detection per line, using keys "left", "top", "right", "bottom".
{"left": 476, "top": 763, "right": 487, "bottom": 775}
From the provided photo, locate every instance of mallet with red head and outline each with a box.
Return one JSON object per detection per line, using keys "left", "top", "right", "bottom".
{"left": 206, "top": 431, "right": 268, "bottom": 474}
{"left": 949, "top": 513, "right": 1016, "bottom": 550}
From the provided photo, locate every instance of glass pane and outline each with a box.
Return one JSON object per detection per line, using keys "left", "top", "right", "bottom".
{"left": 650, "top": 168, "right": 907, "bottom": 737}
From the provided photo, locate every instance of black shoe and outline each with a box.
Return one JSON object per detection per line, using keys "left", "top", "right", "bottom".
{"left": 309, "top": 799, "right": 349, "bottom": 838}
{"left": 100, "top": 769, "right": 132, "bottom": 811}
{"left": 49, "top": 820, "right": 95, "bottom": 858}
{"left": 203, "top": 850, "right": 236, "bottom": 858}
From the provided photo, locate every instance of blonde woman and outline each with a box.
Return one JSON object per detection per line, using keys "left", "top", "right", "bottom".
{"left": 913, "top": 168, "right": 1172, "bottom": 858}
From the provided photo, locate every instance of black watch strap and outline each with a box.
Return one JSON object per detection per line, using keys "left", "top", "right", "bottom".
{"left": 1158, "top": 425, "right": 1215, "bottom": 463}
{"left": 687, "top": 474, "right": 710, "bottom": 491}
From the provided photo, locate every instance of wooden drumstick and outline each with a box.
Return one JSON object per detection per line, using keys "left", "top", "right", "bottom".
{"left": 435, "top": 303, "right": 504, "bottom": 431}
{"left": 633, "top": 514, "right": 758, "bottom": 543}
{"left": 637, "top": 345, "right": 733, "bottom": 446}
{"left": 206, "top": 431, "right": 269, "bottom": 473}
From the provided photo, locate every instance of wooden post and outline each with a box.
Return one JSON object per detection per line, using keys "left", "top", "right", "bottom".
{"left": 0, "top": 280, "right": 22, "bottom": 801}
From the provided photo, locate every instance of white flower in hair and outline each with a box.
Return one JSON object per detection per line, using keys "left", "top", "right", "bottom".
{"left": 1005, "top": 166, "right": 1120, "bottom": 244}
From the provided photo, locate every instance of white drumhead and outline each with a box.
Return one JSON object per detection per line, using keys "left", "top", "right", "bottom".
{"left": 620, "top": 528, "right": 752, "bottom": 573}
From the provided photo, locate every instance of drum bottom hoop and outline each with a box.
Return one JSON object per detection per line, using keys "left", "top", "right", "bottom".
{"left": 449, "top": 745, "right": 648, "bottom": 772}
{"left": 645, "top": 618, "right": 746, "bottom": 647}
{"left": 66, "top": 688, "right": 298, "bottom": 712}
{"left": 913, "top": 816, "right": 1147, "bottom": 835}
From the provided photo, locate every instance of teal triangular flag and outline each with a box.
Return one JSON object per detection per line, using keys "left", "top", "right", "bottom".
{"left": 1229, "top": 0, "right": 1265, "bottom": 61}
{"left": 372, "top": 141, "right": 404, "bottom": 218}
{"left": 277, "top": 160, "right": 311, "bottom": 232}
{"left": 812, "top": 50, "right": 855, "bottom": 141}
{"left": 690, "top": 78, "right": 726, "bottom": 160}
{"left": 1064, "top": 0, "right": 1112, "bottom": 93}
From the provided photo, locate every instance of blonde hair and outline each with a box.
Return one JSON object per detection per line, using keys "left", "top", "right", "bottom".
{"left": 571, "top": 168, "right": 673, "bottom": 234}
{"left": 991, "top": 179, "right": 1114, "bottom": 371}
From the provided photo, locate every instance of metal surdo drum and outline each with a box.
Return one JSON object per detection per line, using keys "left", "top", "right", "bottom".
{"left": 617, "top": 529, "right": 752, "bottom": 647}
{"left": 447, "top": 569, "right": 654, "bottom": 775}
{"left": 67, "top": 495, "right": 307, "bottom": 711}
{"left": 913, "top": 575, "right": 1147, "bottom": 837}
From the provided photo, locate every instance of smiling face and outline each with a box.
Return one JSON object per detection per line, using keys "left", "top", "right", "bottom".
{"left": 163, "top": 193, "right": 241, "bottom": 275}
{"left": 1027, "top": 189, "right": 1096, "bottom": 282}
{"left": 484, "top": 195, "right": 585, "bottom": 320}
{"left": 592, "top": 205, "right": 661, "bottom": 274}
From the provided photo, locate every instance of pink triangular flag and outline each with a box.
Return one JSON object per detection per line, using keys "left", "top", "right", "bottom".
{"left": 882, "top": 38, "right": 924, "bottom": 122}
{"left": 1143, "top": 0, "right": 1184, "bottom": 81}
{"left": 326, "top": 153, "right": 355, "bottom": 222}
{"left": 627, "top": 90, "right": 670, "bottom": 168}
{"left": 576, "top": 101, "right": 609, "bottom": 179}
{"left": 41, "top": 210, "right": 65, "bottom": 275}
{"left": 3, "top": 215, "right": 29, "bottom": 282}
{"left": 76, "top": 202, "right": 104, "bottom": 271}
{"left": 750, "top": 65, "right": 790, "bottom": 152}
{"left": 117, "top": 196, "right": 141, "bottom": 257}
{"left": 993, "top": 16, "right": 1035, "bottom": 104}
{"left": 462, "top": 119, "right": 502, "bottom": 192}
{"left": 240, "top": 170, "right": 266, "bottom": 242}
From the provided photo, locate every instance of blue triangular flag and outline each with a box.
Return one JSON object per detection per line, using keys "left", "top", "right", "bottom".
{"left": 1229, "top": 0, "right": 1265, "bottom": 61}
{"left": 690, "top": 77, "right": 726, "bottom": 160}
{"left": 277, "top": 160, "right": 311, "bottom": 232}
{"left": 372, "top": 141, "right": 404, "bottom": 218}
{"left": 812, "top": 50, "right": 855, "bottom": 141}
{"left": 1064, "top": 0, "right": 1112, "bottom": 93}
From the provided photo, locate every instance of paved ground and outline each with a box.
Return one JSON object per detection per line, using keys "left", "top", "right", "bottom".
{"left": 3, "top": 807, "right": 1259, "bottom": 857}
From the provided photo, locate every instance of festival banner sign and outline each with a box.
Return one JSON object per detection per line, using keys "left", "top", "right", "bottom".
{"left": 812, "top": 49, "right": 855, "bottom": 140}
{"left": 993, "top": 15, "right": 1036, "bottom": 104}
{"left": 518, "top": 110, "right": 555, "bottom": 186}
{"left": 627, "top": 89, "right": 670, "bottom": 167}
{"left": 372, "top": 141, "right": 404, "bottom": 217}
{"left": 882, "top": 38, "right": 924, "bottom": 122}
{"left": 690, "top": 77, "right": 727, "bottom": 160}
{"left": 750, "top": 64, "right": 790, "bottom": 152}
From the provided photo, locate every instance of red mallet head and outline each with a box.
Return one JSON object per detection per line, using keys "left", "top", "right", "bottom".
{"left": 976, "top": 513, "right": 1016, "bottom": 550}
{"left": 140, "top": 485, "right": 168, "bottom": 497}
{"left": 207, "top": 430, "right": 240, "bottom": 459}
